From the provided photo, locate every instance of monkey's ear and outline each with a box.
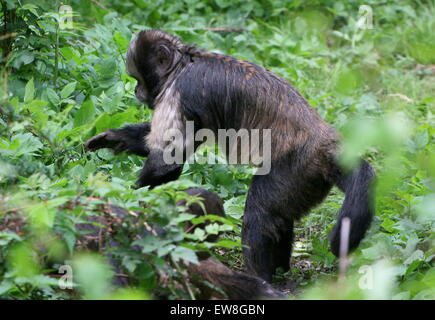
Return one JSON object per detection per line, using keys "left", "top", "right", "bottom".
{"left": 156, "top": 44, "right": 172, "bottom": 67}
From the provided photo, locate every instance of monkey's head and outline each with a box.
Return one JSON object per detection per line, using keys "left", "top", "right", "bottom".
{"left": 126, "top": 30, "right": 185, "bottom": 107}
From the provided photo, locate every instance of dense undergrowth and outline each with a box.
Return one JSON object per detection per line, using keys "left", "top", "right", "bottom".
{"left": 0, "top": 0, "right": 434, "bottom": 299}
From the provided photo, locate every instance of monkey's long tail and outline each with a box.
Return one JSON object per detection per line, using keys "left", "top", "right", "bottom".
{"left": 330, "top": 160, "right": 375, "bottom": 257}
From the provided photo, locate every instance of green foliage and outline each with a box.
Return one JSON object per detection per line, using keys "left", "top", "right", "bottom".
{"left": 0, "top": 0, "right": 434, "bottom": 300}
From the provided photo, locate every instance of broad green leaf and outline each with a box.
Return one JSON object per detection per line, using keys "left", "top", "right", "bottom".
{"left": 0, "top": 231, "right": 22, "bottom": 246}
{"left": 73, "top": 254, "right": 114, "bottom": 299}
{"left": 94, "top": 113, "right": 111, "bottom": 133}
{"left": 60, "top": 82, "right": 77, "bottom": 99}
{"left": 97, "top": 58, "right": 117, "bottom": 88}
{"left": 24, "top": 78, "right": 34, "bottom": 103}
{"left": 114, "top": 32, "right": 129, "bottom": 51}
{"left": 8, "top": 242, "right": 40, "bottom": 277}
{"left": 25, "top": 203, "right": 54, "bottom": 228}
{"left": 46, "top": 88, "right": 60, "bottom": 105}
{"left": 170, "top": 246, "right": 198, "bottom": 265}
{"left": 56, "top": 126, "right": 87, "bottom": 142}
{"left": 12, "top": 133, "right": 43, "bottom": 156}
{"left": 94, "top": 107, "right": 138, "bottom": 133}
{"left": 12, "top": 50, "right": 34, "bottom": 68}
{"left": 74, "top": 99, "right": 96, "bottom": 127}
{"left": 27, "top": 100, "right": 49, "bottom": 126}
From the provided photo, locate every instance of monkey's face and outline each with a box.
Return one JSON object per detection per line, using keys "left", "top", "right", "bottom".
{"left": 126, "top": 31, "right": 181, "bottom": 108}
{"left": 126, "top": 37, "right": 152, "bottom": 106}
{"left": 134, "top": 80, "right": 148, "bottom": 104}
{"left": 126, "top": 56, "right": 149, "bottom": 104}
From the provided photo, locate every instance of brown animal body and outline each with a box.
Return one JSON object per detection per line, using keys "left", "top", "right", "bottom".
{"left": 85, "top": 30, "right": 375, "bottom": 282}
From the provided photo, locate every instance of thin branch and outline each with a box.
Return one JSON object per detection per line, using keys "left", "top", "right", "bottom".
{"left": 201, "top": 27, "right": 244, "bottom": 32}
{"left": 53, "top": 24, "right": 59, "bottom": 88}
{"left": 89, "top": 0, "right": 109, "bottom": 10}
{"left": 338, "top": 217, "right": 351, "bottom": 282}
{"left": 171, "top": 257, "right": 196, "bottom": 300}
{"left": 0, "top": 32, "right": 17, "bottom": 41}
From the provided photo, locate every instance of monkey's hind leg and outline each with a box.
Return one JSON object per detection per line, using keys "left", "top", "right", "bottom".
{"left": 241, "top": 169, "right": 296, "bottom": 282}
{"left": 242, "top": 193, "right": 293, "bottom": 281}
{"left": 242, "top": 158, "right": 332, "bottom": 282}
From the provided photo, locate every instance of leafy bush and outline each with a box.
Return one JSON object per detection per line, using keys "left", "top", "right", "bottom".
{"left": 0, "top": 0, "right": 433, "bottom": 299}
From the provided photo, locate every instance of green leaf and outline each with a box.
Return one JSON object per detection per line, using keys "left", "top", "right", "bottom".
{"left": 414, "top": 130, "right": 429, "bottom": 149}
{"left": 0, "top": 231, "right": 22, "bottom": 246}
{"left": 56, "top": 126, "right": 87, "bottom": 143}
{"left": 97, "top": 58, "right": 117, "bottom": 88}
{"left": 46, "top": 88, "right": 60, "bottom": 105}
{"left": 94, "top": 113, "right": 111, "bottom": 133}
{"left": 12, "top": 50, "right": 35, "bottom": 68}
{"left": 73, "top": 254, "right": 114, "bottom": 299}
{"left": 24, "top": 78, "right": 35, "bottom": 103}
{"left": 172, "top": 213, "right": 196, "bottom": 224}
{"left": 133, "top": 235, "right": 170, "bottom": 254}
{"left": 380, "top": 218, "right": 396, "bottom": 233}
{"left": 94, "top": 107, "right": 138, "bottom": 133}
{"left": 74, "top": 99, "right": 96, "bottom": 127}
{"left": 213, "top": 239, "right": 241, "bottom": 249}
{"left": 404, "top": 250, "right": 424, "bottom": 265}
{"left": 170, "top": 246, "right": 198, "bottom": 265}
{"left": 205, "top": 223, "right": 220, "bottom": 235}
{"left": 12, "top": 133, "right": 43, "bottom": 156}
{"left": 60, "top": 82, "right": 77, "bottom": 99}
{"left": 157, "top": 244, "right": 176, "bottom": 257}
{"left": 63, "top": 231, "right": 76, "bottom": 255}
{"left": 0, "top": 280, "right": 13, "bottom": 295}
{"left": 122, "top": 256, "right": 139, "bottom": 273}
{"left": 114, "top": 32, "right": 129, "bottom": 51}
{"left": 224, "top": 196, "right": 245, "bottom": 219}
{"left": 25, "top": 203, "right": 53, "bottom": 228}
{"left": 27, "top": 100, "right": 49, "bottom": 126}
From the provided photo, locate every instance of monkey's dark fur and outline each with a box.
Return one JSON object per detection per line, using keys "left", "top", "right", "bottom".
{"left": 85, "top": 30, "right": 375, "bottom": 282}
{"left": 85, "top": 123, "right": 151, "bottom": 157}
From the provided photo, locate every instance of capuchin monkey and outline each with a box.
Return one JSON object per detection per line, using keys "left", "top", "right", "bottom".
{"left": 85, "top": 30, "right": 375, "bottom": 282}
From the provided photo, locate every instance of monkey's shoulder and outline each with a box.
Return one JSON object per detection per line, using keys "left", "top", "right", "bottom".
{"left": 192, "top": 52, "right": 290, "bottom": 85}
{"left": 195, "top": 52, "right": 260, "bottom": 72}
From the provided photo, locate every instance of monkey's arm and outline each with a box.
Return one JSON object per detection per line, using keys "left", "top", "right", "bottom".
{"left": 84, "top": 123, "right": 151, "bottom": 157}
{"left": 135, "top": 96, "right": 196, "bottom": 189}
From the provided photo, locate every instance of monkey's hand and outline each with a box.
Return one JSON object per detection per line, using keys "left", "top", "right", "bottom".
{"left": 84, "top": 123, "right": 151, "bottom": 157}
{"left": 84, "top": 130, "right": 125, "bottom": 153}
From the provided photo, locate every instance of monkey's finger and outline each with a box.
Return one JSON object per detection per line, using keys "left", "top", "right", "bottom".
{"left": 84, "top": 132, "right": 109, "bottom": 151}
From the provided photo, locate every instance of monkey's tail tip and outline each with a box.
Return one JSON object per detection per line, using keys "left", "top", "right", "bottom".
{"left": 330, "top": 160, "right": 376, "bottom": 257}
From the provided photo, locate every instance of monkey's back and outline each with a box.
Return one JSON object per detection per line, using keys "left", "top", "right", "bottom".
{"left": 176, "top": 52, "right": 338, "bottom": 161}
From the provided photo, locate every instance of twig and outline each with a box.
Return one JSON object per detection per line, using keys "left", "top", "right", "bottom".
{"left": 89, "top": 0, "right": 109, "bottom": 10}
{"left": 201, "top": 27, "right": 244, "bottom": 32}
{"left": 171, "top": 257, "right": 196, "bottom": 300}
{"left": 26, "top": 126, "right": 57, "bottom": 150}
{"left": 338, "top": 217, "right": 351, "bottom": 282}
{"left": 114, "top": 273, "right": 129, "bottom": 278}
{"left": 387, "top": 93, "right": 413, "bottom": 103}
{"left": 0, "top": 32, "right": 17, "bottom": 41}
{"left": 54, "top": 24, "right": 59, "bottom": 88}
